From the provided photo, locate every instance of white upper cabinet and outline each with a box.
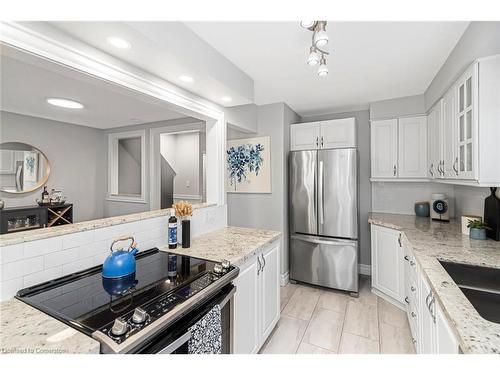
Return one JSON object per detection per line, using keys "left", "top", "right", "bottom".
{"left": 456, "top": 63, "right": 478, "bottom": 180}
{"left": 290, "top": 121, "right": 320, "bottom": 151}
{"left": 398, "top": 116, "right": 428, "bottom": 178}
{"left": 427, "top": 101, "right": 442, "bottom": 179}
{"left": 370, "top": 56, "right": 500, "bottom": 186}
{"left": 370, "top": 119, "right": 398, "bottom": 178}
{"left": 319, "top": 118, "right": 356, "bottom": 149}
{"left": 290, "top": 118, "right": 356, "bottom": 151}
{"left": 442, "top": 88, "right": 458, "bottom": 179}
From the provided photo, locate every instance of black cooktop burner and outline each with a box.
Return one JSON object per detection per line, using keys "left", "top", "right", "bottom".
{"left": 16, "top": 249, "right": 221, "bottom": 335}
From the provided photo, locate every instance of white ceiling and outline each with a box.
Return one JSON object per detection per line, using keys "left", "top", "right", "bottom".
{"left": 49, "top": 21, "right": 254, "bottom": 107}
{"left": 186, "top": 22, "right": 469, "bottom": 116}
{"left": 0, "top": 45, "right": 186, "bottom": 129}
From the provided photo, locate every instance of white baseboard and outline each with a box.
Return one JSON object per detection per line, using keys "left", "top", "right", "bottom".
{"left": 371, "top": 288, "right": 406, "bottom": 311}
{"left": 280, "top": 271, "right": 289, "bottom": 286}
{"left": 359, "top": 263, "right": 371, "bottom": 276}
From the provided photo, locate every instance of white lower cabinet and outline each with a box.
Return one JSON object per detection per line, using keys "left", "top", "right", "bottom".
{"left": 370, "top": 224, "right": 405, "bottom": 305}
{"left": 233, "top": 241, "right": 280, "bottom": 353}
{"left": 371, "top": 224, "right": 459, "bottom": 354}
{"left": 419, "top": 273, "right": 459, "bottom": 354}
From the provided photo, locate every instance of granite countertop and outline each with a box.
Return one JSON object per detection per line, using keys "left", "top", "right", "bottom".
{"left": 0, "top": 299, "right": 100, "bottom": 354}
{"left": 0, "top": 225, "right": 280, "bottom": 354}
{"left": 159, "top": 226, "right": 282, "bottom": 266}
{"left": 368, "top": 212, "right": 500, "bottom": 354}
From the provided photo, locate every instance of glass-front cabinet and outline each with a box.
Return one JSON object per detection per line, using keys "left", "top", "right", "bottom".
{"left": 455, "top": 63, "right": 478, "bottom": 180}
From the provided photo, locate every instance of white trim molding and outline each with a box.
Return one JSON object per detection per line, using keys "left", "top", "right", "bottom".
{"left": 0, "top": 21, "right": 226, "bottom": 207}
{"left": 358, "top": 263, "right": 372, "bottom": 276}
{"left": 107, "top": 129, "right": 147, "bottom": 204}
{"left": 149, "top": 122, "right": 206, "bottom": 210}
{"left": 280, "top": 272, "right": 290, "bottom": 286}
{"left": 173, "top": 194, "right": 203, "bottom": 201}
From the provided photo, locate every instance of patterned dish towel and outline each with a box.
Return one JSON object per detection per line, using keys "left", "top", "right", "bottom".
{"left": 188, "top": 305, "right": 222, "bottom": 354}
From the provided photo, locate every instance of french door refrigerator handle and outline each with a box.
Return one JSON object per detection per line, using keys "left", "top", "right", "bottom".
{"left": 290, "top": 234, "right": 357, "bottom": 246}
{"left": 318, "top": 160, "right": 324, "bottom": 225}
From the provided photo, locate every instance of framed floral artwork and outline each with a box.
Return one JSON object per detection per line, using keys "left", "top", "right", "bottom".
{"left": 226, "top": 136, "right": 271, "bottom": 193}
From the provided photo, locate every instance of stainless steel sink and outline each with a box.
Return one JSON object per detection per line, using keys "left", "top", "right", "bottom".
{"left": 439, "top": 261, "right": 500, "bottom": 324}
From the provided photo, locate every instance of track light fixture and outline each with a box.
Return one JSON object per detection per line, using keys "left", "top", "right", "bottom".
{"left": 301, "top": 21, "right": 330, "bottom": 77}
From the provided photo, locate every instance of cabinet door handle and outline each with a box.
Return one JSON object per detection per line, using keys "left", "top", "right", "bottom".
{"left": 316, "top": 136, "right": 319, "bottom": 147}
{"left": 411, "top": 311, "right": 417, "bottom": 318}
{"left": 441, "top": 160, "right": 445, "bottom": 176}
{"left": 393, "top": 165, "right": 397, "bottom": 176}
{"left": 453, "top": 157, "right": 458, "bottom": 175}
{"left": 404, "top": 255, "right": 409, "bottom": 262}
{"left": 425, "top": 291, "right": 432, "bottom": 308}
{"left": 320, "top": 136, "right": 324, "bottom": 148}
{"left": 429, "top": 296, "right": 436, "bottom": 323}
{"left": 398, "top": 233, "right": 402, "bottom": 247}
{"left": 410, "top": 260, "right": 416, "bottom": 267}
{"left": 429, "top": 163, "right": 434, "bottom": 177}
{"left": 405, "top": 296, "right": 410, "bottom": 304}
{"left": 261, "top": 253, "right": 266, "bottom": 271}
{"left": 412, "top": 338, "right": 417, "bottom": 344}
{"left": 257, "top": 256, "right": 262, "bottom": 276}
{"left": 411, "top": 286, "right": 416, "bottom": 292}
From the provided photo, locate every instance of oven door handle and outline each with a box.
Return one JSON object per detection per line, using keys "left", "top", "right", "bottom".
{"left": 156, "top": 285, "right": 236, "bottom": 354}
{"left": 156, "top": 331, "right": 192, "bottom": 354}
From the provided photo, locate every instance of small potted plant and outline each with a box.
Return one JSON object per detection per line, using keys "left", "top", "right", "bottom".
{"left": 172, "top": 201, "right": 193, "bottom": 248}
{"left": 467, "top": 219, "right": 491, "bottom": 240}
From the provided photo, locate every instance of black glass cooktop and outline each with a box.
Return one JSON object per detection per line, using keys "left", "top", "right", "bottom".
{"left": 16, "top": 249, "right": 218, "bottom": 334}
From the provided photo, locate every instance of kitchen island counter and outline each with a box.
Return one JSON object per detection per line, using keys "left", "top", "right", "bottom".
{"left": 159, "top": 226, "right": 281, "bottom": 266}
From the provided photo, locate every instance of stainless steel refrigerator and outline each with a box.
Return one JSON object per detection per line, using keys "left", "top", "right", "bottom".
{"left": 289, "top": 148, "right": 358, "bottom": 294}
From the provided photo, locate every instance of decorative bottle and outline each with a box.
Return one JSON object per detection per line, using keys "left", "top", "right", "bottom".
{"left": 168, "top": 215, "right": 178, "bottom": 249}
{"left": 41, "top": 186, "right": 49, "bottom": 203}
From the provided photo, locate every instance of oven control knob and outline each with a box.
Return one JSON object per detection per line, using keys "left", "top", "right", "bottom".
{"left": 213, "top": 263, "right": 223, "bottom": 274}
{"left": 221, "top": 259, "right": 231, "bottom": 270}
{"left": 132, "top": 307, "right": 148, "bottom": 324}
{"left": 111, "top": 318, "right": 128, "bottom": 336}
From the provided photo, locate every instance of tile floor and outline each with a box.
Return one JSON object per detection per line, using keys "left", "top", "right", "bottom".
{"left": 260, "top": 276, "right": 416, "bottom": 354}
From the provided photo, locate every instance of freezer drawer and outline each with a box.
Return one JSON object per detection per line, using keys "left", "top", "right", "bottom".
{"left": 290, "top": 234, "right": 358, "bottom": 293}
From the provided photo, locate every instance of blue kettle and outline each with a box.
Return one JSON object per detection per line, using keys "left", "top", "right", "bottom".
{"left": 102, "top": 236, "right": 139, "bottom": 279}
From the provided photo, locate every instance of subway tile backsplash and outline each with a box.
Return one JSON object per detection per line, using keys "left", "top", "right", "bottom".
{"left": 0, "top": 204, "right": 227, "bottom": 301}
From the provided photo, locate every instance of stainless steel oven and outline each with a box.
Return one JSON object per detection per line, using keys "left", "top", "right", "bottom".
{"left": 134, "top": 284, "right": 235, "bottom": 354}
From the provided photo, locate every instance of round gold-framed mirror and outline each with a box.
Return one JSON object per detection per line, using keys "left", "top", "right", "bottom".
{"left": 0, "top": 142, "right": 51, "bottom": 194}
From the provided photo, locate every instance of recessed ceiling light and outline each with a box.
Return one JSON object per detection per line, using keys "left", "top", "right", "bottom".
{"left": 179, "top": 75, "right": 194, "bottom": 83}
{"left": 106, "top": 36, "right": 131, "bottom": 49}
{"left": 46, "top": 98, "right": 84, "bottom": 109}
{"left": 221, "top": 96, "right": 232, "bottom": 103}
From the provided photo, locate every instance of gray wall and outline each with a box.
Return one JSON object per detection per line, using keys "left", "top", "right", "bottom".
{"left": 301, "top": 110, "right": 372, "bottom": 266}
{"left": 118, "top": 137, "right": 142, "bottom": 195}
{"left": 0, "top": 111, "right": 107, "bottom": 222}
{"left": 0, "top": 112, "right": 203, "bottom": 221}
{"left": 104, "top": 117, "right": 202, "bottom": 218}
{"left": 369, "top": 94, "right": 425, "bottom": 120}
{"left": 425, "top": 22, "right": 500, "bottom": 110}
{"left": 227, "top": 103, "right": 300, "bottom": 277}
